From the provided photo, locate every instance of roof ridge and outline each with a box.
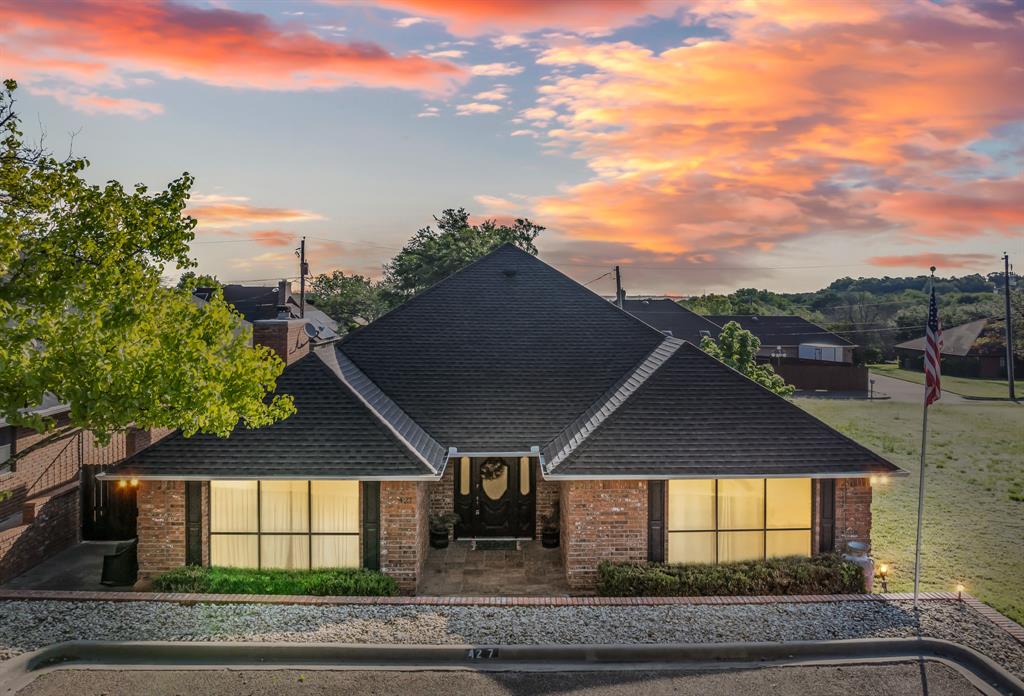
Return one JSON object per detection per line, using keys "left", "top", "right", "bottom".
{"left": 314, "top": 346, "right": 447, "bottom": 474}
{"left": 542, "top": 336, "right": 685, "bottom": 474}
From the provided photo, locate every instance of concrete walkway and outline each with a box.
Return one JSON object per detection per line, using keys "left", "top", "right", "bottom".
{"left": 418, "top": 541, "right": 570, "bottom": 596}
{"left": 1, "top": 541, "right": 133, "bottom": 592}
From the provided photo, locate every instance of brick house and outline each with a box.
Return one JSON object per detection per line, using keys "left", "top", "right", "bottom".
{"left": 0, "top": 396, "right": 167, "bottom": 584}
{"left": 104, "top": 245, "right": 902, "bottom": 593}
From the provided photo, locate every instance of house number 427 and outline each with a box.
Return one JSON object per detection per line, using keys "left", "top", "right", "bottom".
{"left": 466, "top": 648, "right": 499, "bottom": 659}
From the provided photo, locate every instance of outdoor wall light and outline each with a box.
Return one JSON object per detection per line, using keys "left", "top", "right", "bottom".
{"left": 130, "top": 479, "right": 139, "bottom": 487}
{"left": 117, "top": 480, "right": 127, "bottom": 489}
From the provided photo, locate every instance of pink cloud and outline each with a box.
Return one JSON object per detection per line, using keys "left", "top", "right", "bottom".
{"left": 868, "top": 253, "right": 996, "bottom": 270}
{"left": 27, "top": 85, "right": 163, "bottom": 118}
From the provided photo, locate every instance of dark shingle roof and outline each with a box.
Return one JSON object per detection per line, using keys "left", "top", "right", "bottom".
{"left": 547, "top": 342, "right": 898, "bottom": 478}
{"left": 108, "top": 350, "right": 434, "bottom": 479}
{"left": 707, "top": 315, "right": 854, "bottom": 347}
{"left": 895, "top": 318, "right": 991, "bottom": 357}
{"left": 200, "top": 284, "right": 339, "bottom": 339}
{"left": 621, "top": 299, "right": 722, "bottom": 344}
{"left": 338, "top": 244, "right": 665, "bottom": 451}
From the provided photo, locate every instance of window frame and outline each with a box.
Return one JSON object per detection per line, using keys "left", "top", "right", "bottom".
{"left": 667, "top": 478, "right": 812, "bottom": 564}
{"left": 209, "top": 480, "right": 360, "bottom": 570}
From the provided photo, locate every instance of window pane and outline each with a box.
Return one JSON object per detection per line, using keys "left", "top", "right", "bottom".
{"left": 718, "top": 531, "right": 764, "bottom": 562}
{"left": 210, "top": 534, "right": 257, "bottom": 568}
{"left": 481, "top": 461, "right": 508, "bottom": 501}
{"left": 668, "top": 480, "right": 715, "bottom": 531}
{"left": 311, "top": 480, "right": 359, "bottom": 533}
{"left": 519, "top": 457, "right": 530, "bottom": 495}
{"left": 260, "top": 480, "right": 309, "bottom": 533}
{"left": 767, "top": 530, "right": 811, "bottom": 558}
{"left": 718, "top": 479, "right": 764, "bottom": 530}
{"left": 668, "top": 531, "right": 716, "bottom": 564}
{"left": 210, "top": 481, "right": 257, "bottom": 532}
{"left": 459, "top": 457, "right": 470, "bottom": 496}
{"left": 766, "top": 478, "right": 811, "bottom": 529}
{"left": 260, "top": 535, "right": 310, "bottom": 569}
{"left": 312, "top": 535, "right": 359, "bottom": 568}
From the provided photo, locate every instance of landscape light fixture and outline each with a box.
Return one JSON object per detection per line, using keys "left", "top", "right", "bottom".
{"left": 878, "top": 563, "right": 889, "bottom": 593}
{"left": 956, "top": 583, "right": 965, "bottom": 602}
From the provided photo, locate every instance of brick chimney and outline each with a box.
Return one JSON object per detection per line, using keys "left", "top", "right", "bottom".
{"left": 252, "top": 318, "right": 311, "bottom": 365}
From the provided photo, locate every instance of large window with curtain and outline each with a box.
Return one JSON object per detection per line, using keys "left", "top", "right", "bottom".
{"left": 667, "top": 478, "right": 811, "bottom": 564}
{"left": 210, "top": 480, "right": 360, "bottom": 569}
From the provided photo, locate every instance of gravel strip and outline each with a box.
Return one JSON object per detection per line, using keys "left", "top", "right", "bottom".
{"left": 1, "top": 599, "right": 1021, "bottom": 678}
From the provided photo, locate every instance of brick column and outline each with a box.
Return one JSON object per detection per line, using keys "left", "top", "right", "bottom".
{"left": 380, "top": 480, "right": 428, "bottom": 593}
{"left": 834, "top": 478, "right": 872, "bottom": 552}
{"left": 560, "top": 479, "right": 648, "bottom": 591}
{"left": 137, "top": 480, "right": 186, "bottom": 577}
{"left": 428, "top": 465, "right": 454, "bottom": 517}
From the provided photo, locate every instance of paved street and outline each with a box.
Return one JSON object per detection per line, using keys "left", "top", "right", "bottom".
{"left": 15, "top": 662, "right": 984, "bottom": 696}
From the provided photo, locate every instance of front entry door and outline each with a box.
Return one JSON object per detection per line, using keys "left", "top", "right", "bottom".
{"left": 455, "top": 457, "right": 535, "bottom": 538}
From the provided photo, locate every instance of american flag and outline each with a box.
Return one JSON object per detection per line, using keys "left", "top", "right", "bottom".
{"left": 925, "top": 284, "right": 943, "bottom": 406}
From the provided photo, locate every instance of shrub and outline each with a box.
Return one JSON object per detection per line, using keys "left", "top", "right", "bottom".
{"left": 597, "top": 555, "right": 865, "bottom": 597}
{"left": 152, "top": 566, "right": 399, "bottom": 596}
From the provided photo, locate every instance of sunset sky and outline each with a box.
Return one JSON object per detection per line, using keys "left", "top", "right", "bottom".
{"left": 4, "top": 0, "right": 1023, "bottom": 293}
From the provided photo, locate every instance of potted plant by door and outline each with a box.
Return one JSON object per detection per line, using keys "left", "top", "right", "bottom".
{"left": 429, "top": 513, "right": 461, "bottom": 549}
{"left": 541, "top": 501, "right": 560, "bottom": 548}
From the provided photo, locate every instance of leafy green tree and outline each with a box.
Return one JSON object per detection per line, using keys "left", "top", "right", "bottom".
{"left": 383, "top": 207, "right": 543, "bottom": 298}
{"left": 0, "top": 79, "right": 294, "bottom": 461}
{"left": 176, "top": 271, "right": 221, "bottom": 291}
{"left": 308, "top": 270, "right": 388, "bottom": 332}
{"left": 700, "top": 322, "right": 795, "bottom": 396}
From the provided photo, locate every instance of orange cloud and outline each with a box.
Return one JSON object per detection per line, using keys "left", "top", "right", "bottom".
{"left": 868, "top": 253, "right": 996, "bottom": 270}
{"left": 529, "top": 3, "right": 1024, "bottom": 258}
{"left": 376, "top": 0, "right": 673, "bottom": 35}
{"left": 27, "top": 85, "right": 163, "bottom": 118}
{"left": 187, "top": 196, "right": 324, "bottom": 230}
{"left": 1, "top": 0, "right": 465, "bottom": 114}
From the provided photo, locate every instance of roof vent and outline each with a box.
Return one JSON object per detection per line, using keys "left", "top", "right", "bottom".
{"left": 502, "top": 269, "right": 517, "bottom": 277}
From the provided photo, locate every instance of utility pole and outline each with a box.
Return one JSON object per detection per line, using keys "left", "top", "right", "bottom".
{"left": 614, "top": 265, "right": 623, "bottom": 308}
{"left": 298, "top": 236, "right": 308, "bottom": 319}
{"left": 1003, "top": 252, "right": 1015, "bottom": 400}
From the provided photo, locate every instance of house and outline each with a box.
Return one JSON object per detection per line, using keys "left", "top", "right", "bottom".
{"left": 620, "top": 299, "right": 722, "bottom": 344}
{"left": 0, "top": 396, "right": 167, "bottom": 584}
{"left": 104, "top": 245, "right": 901, "bottom": 592}
{"left": 895, "top": 318, "right": 1020, "bottom": 379}
{"left": 705, "top": 314, "right": 867, "bottom": 392}
{"left": 196, "top": 280, "right": 339, "bottom": 341}
{"left": 706, "top": 315, "right": 856, "bottom": 363}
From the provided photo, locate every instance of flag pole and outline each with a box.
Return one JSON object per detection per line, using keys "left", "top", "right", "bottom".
{"left": 912, "top": 267, "right": 936, "bottom": 610}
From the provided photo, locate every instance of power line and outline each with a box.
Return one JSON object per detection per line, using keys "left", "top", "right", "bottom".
{"left": 582, "top": 270, "right": 613, "bottom": 286}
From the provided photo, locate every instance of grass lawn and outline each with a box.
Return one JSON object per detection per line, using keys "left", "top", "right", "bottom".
{"left": 869, "top": 363, "right": 1019, "bottom": 400}
{"left": 796, "top": 397, "right": 1024, "bottom": 623}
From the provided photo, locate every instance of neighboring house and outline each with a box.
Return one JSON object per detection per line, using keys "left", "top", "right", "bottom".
{"left": 0, "top": 396, "right": 167, "bottom": 584}
{"left": 105, "top": 245, "right": 902, "bottom": 592}
{"left": 620, "top": 299, "right": 722, "bottom": 344}
{"left": 196, "top": 280, "right": 339, "bottom": 341}
{"left": 706, "top": 315, "right": 856, "bottom": 363}
{"left": 895, "top": 318, "right": 1020, "bottom": 379}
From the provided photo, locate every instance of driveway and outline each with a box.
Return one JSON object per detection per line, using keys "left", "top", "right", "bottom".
{"left": 14, "top": 663, "right": 985, "bottom": 696}
{"left": 867, "top": 373, "right": 968, "bottom": 404}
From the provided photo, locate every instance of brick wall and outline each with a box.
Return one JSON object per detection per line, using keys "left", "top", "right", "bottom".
{"left": 0, "top": 483, "right": 80, "bottom": 584}
{"left": 136, "top": 480, "right": 186, "bottom": 576}
{"left": 1, "top": 416, "right": 83, "bottom": 520}
{"left": 379, "top": 480, "right": 427, "bottom": 593}
{"left": 428, "top": 464, "right": 454, "bottom": 518}
{"left": 834, "top": 477, "right": 872, "bottom": 552}
{"left": 252, "top": 319, "right": 311, "bottom": 366}
{"left": 535, "top": 478, "right": 559, "bottom": 538}
{"left": 560, "top": 479, "right": 648, "bottom": 590}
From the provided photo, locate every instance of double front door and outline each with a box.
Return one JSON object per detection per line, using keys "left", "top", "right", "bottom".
{"left": 454, "top": 457, "right": 536, "bottom": 538}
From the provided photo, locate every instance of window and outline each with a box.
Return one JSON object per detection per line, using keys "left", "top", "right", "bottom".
{"left": 0, "top": 426, "right": 12, "bottom": 476}
{"left": 210, "top": 480, "right": 359, "bottom": 570}
{"left": 667, "top": 478, "right": 811, "bottom": 564}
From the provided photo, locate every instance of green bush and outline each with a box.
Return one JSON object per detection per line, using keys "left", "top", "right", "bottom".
{"left": 152, "top": 565, "right": 399, "bottom": 596}
{"left": 597, "top": 555, "right": 865, "bottom": 597}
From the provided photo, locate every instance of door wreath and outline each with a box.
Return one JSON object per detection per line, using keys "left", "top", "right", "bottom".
{"left": 479, "top": 457, "right": 507, "bottom": 481}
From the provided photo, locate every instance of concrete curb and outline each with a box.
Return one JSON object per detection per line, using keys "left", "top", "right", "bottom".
{"left": 1, "top": 638, "right": 1021, "bottom": 696}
